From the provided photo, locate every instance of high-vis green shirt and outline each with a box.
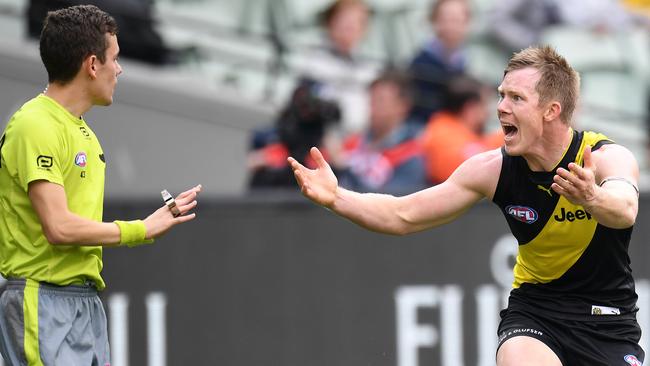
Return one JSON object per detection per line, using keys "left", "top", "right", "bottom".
{"left": 0, "top": 94, "right": 107, "bottom": 290}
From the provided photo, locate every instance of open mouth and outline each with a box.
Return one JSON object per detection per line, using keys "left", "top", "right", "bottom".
{"left": 502, "top": 123, "right": 518, "bottom": 138}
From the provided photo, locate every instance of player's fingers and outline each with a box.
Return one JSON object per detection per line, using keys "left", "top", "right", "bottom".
{"left": 551, "top": 182, "right": 575, "bottom": 199}
{"left": 288, "top": 156, "right": 309, "bottom": 173}
{"left": 310, "top": 147, "right": 328, "bottom": 169}
{"left": 565, "top": 166, "right": 589, "bottom": 190}
{"left": 582, "top": 145, "right": 595, "bottom": 170}
{"left": 550, "top": 182, "right": 564, "bottom": 194}
{"left": 569, "top": 160, "right": 597, "bottom": 184}
{"left": 553, "top": 174, "right": 574, "bottom": 192}
{"left": 293, "top": 169, "right": 307, "bottom": 188}
{"left": 555, "top": 168, "right": 578, "bottom": 185}
{"left": 287, "top": 156, "right": 297, "bottom": 167}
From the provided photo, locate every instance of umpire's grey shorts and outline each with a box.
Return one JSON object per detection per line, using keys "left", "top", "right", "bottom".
{"left": 0, "top": 279, "right": 110, "bottom": 366}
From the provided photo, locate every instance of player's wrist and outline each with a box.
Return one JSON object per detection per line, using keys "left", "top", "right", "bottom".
{"left": 328, "top": 185, "right": 345, "bottom": 211}
{"left": 114, "top": 220, "right": 155, "bottom": 247}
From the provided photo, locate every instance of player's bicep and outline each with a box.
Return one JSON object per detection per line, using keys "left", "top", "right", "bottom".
{"left": 412, "top": 179, "right": 483, "bottom": 225}
{"left": 594, "top": 144, "right": 639, "bottom": 195}
{"left": 398, "top": 150, "right": 501, "bottom": 230}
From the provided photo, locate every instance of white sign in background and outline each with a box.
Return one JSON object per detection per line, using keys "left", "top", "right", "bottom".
{"left": 395, "top": 234, "right": 650, "bottom": 366}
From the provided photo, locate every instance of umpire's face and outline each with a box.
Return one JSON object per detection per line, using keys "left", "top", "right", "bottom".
{"left": 89, "top": 33, "right": 122, "bottom": 106}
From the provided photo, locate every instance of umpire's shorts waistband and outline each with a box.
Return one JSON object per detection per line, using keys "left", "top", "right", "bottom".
{"left": 5, "top": 278, "right": 98, "bottom": 296}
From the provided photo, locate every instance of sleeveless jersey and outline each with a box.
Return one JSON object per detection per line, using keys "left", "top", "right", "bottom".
{"left": 493, "top": 129, "right": 637, "bottom": 317}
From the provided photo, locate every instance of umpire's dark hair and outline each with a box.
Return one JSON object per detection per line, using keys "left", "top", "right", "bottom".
{"left": 444, "top": 74, "right": 485, "bottom": 114}
{"left": 40, "top": 5, "right": 118, "bottom": 84}
{"left": 369, "top": 68, "right": 415, "bottom": 103}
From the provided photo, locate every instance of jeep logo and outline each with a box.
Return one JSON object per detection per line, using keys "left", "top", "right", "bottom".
{"left": 554, "top": 207, "right": 592, "bottom": 222}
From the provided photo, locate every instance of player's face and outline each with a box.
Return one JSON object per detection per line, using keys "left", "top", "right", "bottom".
{"left": 92, "top": 34, "right": 122, "bottom": 106}
{"left": 496, "top": 67, "right": 545, "bottom": 156}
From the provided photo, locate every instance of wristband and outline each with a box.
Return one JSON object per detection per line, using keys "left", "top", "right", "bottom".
{"left": 114, "top": 220, "right": 154, "bottom": 247}
{"left": 599, "top": 176, "right": 639, "bottom": 196}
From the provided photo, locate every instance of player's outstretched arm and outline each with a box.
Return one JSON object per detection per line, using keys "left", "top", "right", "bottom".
{"left": 288, "top": 147, "right": 500, "bottom": 235}
{"left": 552, "top": 144, "right": 639, "bottom": 228}
{"left": 29, "top": 182, "right": 201, "bottom": 246}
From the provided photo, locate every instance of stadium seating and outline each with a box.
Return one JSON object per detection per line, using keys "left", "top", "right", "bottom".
{"left": 1, "top": 0, "right": 648, "bottom": 191}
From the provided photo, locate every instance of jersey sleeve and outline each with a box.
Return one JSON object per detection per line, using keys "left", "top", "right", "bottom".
{"left": 7, "top": 116, "right": 65, "bottom": 191}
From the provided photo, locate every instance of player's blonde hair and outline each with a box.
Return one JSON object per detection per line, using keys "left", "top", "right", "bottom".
{"left": 504, "top": 45, "right": 580, "bottom": 124}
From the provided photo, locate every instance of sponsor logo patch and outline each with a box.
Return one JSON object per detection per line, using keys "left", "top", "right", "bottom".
{"left": 36, "top": 155, "right": 53, "bottom": 169}
{"left": 79, "top": 126, "right": 90, "bottom": 138}
{"left": 506, "top": 205, "right": 538, "bottom": 224}
{"left": 624, "top": 354, "right": 642, "bottom": 366}
{"left": 591, "top": 305, "right": 620, "bottom": 315}
{"left": 75, "top": 152, "right": 87, "bottom": 167}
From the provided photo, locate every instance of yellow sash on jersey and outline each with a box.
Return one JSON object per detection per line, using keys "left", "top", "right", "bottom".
{"left": 513, "top": 131, "right": 609, "bottom": 287}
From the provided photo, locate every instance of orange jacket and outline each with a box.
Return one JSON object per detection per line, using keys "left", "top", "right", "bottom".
{"left": 421, "top": 112, "right": 503, "bottom": 183}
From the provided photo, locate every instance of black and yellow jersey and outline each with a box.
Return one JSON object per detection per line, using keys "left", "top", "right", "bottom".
{"left": 493, "top": 129, "right": 637, "bottom": 318}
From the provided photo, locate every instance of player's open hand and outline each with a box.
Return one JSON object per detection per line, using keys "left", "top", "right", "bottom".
{"left": 552, "top": 145, "right": 598, "bottom": 205}
{"left": 143, "top": 184, "right": 202, "bottom": 239}
{"left": 288, "top": 147, "right": 338, "bottom": 208}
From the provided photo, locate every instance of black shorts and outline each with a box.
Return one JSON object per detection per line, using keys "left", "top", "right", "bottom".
{"left": 497, "top": 307, "right": 645, "bottom": 366}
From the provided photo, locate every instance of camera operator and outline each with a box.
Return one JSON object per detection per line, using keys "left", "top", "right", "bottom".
{"left": 247, "top": 78, "right": 343, "bottom": 189}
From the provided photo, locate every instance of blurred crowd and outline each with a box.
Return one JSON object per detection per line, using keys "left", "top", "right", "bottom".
{"left": 246, "top": 0, "right": 650, "bottom": 195}
{"left": 24, "top": 0, "right": 650, "bottom": 195}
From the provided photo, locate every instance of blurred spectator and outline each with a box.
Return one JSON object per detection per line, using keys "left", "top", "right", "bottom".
{"left": 486, "top": 0, "right": 562, "bottom": 55}
{"left": 555, "top": 0, "right": 645, "bottom": 32}
{"left": 645, "top": 94, "right": 650, "bottom": 168}
{"left": 27, "top": 0, "right": 193, "bottom": 65}
{"left": 420, "top": 75, "right": 503, "bottom": 184}
{"left": 248, "top": 78, "right": 342, "bottom": 189}
{"left": 294, "top": 0, "right": 381, "bottom": 135}
{"left": 487, "top": 0, "right": 647, "bottom": 55}
{"left": 338, "top": 70, "right": 427, "bottom": 195}
{"left": 408, "top": 0, "right": 471, "bottom": 125}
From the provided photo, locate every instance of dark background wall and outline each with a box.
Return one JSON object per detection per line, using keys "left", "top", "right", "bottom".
{"left": 100, "top": 194, "right": 650, "bottom": 366}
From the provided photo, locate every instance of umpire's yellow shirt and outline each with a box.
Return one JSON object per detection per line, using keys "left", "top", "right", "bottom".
{"left": 0, "top": 94, "right": 106, "bottom": 290}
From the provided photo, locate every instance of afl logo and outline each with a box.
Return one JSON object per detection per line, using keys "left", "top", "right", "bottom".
{"left": 506, "top": 205, "right": 538, "bottom": 224}
{"left": 624, "top": 355, "right": 642, "bottom": 366}
{"left": 74, "top": 152, "right": 87, "bottom": 168}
